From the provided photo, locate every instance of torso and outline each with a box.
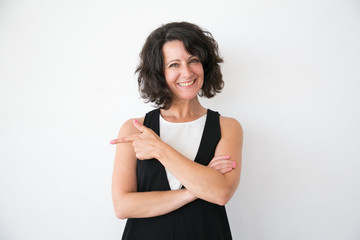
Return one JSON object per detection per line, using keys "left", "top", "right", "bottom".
{"left": 122, "top": 108, "right": 233, "bottom": 240}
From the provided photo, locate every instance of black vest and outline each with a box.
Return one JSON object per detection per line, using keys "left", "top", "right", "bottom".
{"left": 122, "top": 109, "right": 232, "bottom": 240}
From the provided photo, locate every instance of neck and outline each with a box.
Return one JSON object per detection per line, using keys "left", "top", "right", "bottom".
{"left": 160, "top": 97, "right": 207, "bottom": 122}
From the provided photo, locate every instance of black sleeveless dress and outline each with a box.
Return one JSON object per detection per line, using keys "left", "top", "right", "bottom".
{"left": 122, "top": 109, "right": 233, "bottom": 240}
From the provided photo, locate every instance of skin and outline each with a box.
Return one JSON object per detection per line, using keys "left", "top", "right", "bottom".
{"left": 111, "top": 40, "right": 243, "bottom": 219}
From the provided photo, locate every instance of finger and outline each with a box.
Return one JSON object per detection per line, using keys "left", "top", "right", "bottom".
{"left": 132, "top": 119, "right": 147, "bottom": 133}
{"left": 208, "top": 155, "right": 231, "bottom": 167}
{"left": 211, "top": 162, "right": 234, "bottom": 171}
{"left": 208, "top": 155, "right": 230, "bottom": 164}
{"left": 213, "top": 155, "right": 231, "bottom": 161}
{"left": 210, "top": 156, "right": 231, "bottom": 163}
{"left": 110, "top": 135, "right": 137, "bottom": 144}
{"left": 220, "top": 167, "right": 233, "bottom": 174}
{"left": 209, "top": 160, "right": 235, "bottom": 168}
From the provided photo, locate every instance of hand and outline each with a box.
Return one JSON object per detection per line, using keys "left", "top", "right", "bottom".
{"left": 208, "top": 155, "right": 236, "bottom": 174}
{"left": 110, "top": 119, "right": 163, "bottom": 160}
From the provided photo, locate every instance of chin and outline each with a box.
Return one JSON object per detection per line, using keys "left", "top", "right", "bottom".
{"left": 177, "top": 93, "right": 199, "bottom": 100}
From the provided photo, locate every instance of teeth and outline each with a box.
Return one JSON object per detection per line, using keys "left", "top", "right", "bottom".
{"left": 178, "top": 79, "right": 195, "bottom": 86}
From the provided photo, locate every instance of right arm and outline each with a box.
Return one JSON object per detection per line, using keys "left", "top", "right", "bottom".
{"left": 111, "top": 118, "right": 196, "bottom": 219}
{"left": 111, "top": 118, "right": 235, "bottom": 219}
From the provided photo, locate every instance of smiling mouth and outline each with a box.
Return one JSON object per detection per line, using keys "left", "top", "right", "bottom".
{"left": 178, "top": 79, "right": 196, "bottom": 87}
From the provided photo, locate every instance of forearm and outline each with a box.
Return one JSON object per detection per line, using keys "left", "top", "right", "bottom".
{"left": 157, "top": 144, "right": 234, "bottom": 205}
{"left": 112, "top": 116, "right": 242, "bottom": 208}
{"left": 113, "top": 189, "right": 196, "bottom": 219}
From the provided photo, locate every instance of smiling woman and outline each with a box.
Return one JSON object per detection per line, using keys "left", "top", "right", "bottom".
{"left": 111, "top": 22, "right": 243, "bottom": 240}
{"left": 135, "top": 21, "right": 225, "bottom": 110}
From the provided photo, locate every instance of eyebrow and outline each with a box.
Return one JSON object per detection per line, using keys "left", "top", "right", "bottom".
{"left": 165, "top": 59, "right": 180, "bottom": 66}
{"left": 165, "top": 56, "right": 197, "bottom": 67}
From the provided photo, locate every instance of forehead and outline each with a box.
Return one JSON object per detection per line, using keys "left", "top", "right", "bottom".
{"left": 162, "top": 40, "right": 192, "bottom": 60}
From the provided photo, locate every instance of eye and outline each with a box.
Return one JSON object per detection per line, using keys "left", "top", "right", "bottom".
{"left": 169, "top": 63, "right": 179, "bottom": 68}
{"left": 189, "top": 58, "right": 200, "bottom": 64}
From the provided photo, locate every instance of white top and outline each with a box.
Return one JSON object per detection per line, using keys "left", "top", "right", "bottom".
{"left": 159, "top": 113, "right": 207, "bottom": 190}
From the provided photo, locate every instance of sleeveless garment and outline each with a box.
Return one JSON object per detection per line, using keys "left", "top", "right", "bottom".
{"left": 121, "top": 109, "right": 233, "bottom": 240}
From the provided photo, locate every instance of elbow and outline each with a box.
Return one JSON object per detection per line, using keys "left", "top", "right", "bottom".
{"left": 113, "top": 193, "right": 132, "bottom": 219}
{"left": 115, "top": 210, "right": 127, "bottom": 220}
{"left": 214, "top": 188, "right": 232, "bottom": 206}
{"left": 115, "top": 208, "right": 129, "bottom": 220}
{"left": 216, "top": 195, "right": 231, "bottom": 206}
{"left": 114, "top": 204, "right": 130, "bottom": 220}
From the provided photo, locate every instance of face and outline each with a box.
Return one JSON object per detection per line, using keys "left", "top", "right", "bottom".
{"left": 162, "top": 40, "right": 204, "bottom": 102}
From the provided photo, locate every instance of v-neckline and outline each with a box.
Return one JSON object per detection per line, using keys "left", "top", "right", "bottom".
{"left": 156, "top": 109, "right": 210, "bottom": 191}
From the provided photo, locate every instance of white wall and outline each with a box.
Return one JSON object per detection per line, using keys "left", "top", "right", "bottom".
{"left": 1, "top": 0, "right": 359, "bottom": 239}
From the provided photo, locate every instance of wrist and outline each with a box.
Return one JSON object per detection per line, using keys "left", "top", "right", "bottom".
{"left": 155, "top": 141, "right": 168, "bottom": 160}
{"left": 185, "top": 189, "right": 197, "bottom": 201}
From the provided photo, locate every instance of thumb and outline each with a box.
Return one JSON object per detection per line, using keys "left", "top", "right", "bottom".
{"left": 133, "top": 119, "right": 147, "bottom": 133}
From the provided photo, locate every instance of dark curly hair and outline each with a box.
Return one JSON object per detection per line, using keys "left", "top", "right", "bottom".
{"left": 135, "top": 21, "right": 224, "bottom": 109}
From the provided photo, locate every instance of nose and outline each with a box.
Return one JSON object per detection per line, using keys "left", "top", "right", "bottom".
{"left": 181, "top": 63, "right": 193, "bottom": 78}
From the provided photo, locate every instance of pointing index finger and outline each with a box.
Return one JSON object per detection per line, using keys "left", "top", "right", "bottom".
{"left": 110, "top": 134, "right": 137, "bottom": 144}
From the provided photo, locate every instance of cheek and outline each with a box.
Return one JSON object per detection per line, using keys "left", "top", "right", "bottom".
{"left": 164, "top": 71, "right": 178, "bottom": 84}
{"left": 193, "top": 65, "right": 204, "bottom": 76}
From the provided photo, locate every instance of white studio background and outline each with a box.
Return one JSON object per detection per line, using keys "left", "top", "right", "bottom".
{"left": 0, "top": 0, "right": 359, "bottom": 239}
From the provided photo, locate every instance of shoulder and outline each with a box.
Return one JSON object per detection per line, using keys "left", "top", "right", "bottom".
{"left": 219, "top": 115, "right": 243, "bottom": 138}
{"left": 117, "top": 117, "right": 145, "bottom": 137}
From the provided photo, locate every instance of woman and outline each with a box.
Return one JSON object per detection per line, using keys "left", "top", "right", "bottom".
{"left": 111, "top": 22, "right": 243, "bottom": 240}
